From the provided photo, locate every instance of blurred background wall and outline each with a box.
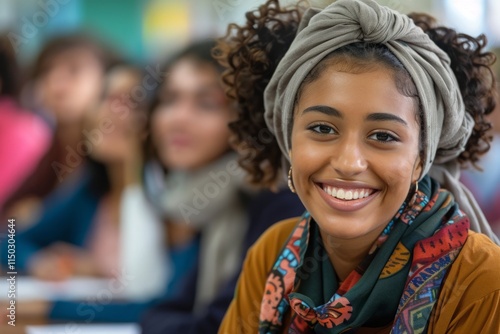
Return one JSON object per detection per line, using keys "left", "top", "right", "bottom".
{"left": 1, "top": 0, "right": 499, "bottom": 65}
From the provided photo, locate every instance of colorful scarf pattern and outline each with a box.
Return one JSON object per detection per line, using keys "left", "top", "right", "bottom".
{"left": 259, "top": 176, "right": 469, "bottom": 333}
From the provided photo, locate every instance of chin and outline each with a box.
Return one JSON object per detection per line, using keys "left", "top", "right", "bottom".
{"left": 313, "top": 213, "right": 379, "bottom": 241}
{"left": 162, "top": 159, "right": 197, "bottom": 171}
{"left": 322, "top": 227, "right": 369, "bottom": 241}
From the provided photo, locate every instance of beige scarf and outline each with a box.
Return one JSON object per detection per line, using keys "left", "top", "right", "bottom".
{"left": 144, "top": 152, "right": 249, "bottom": 311}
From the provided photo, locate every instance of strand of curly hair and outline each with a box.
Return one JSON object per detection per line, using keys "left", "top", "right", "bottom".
{"left": 409, "top": 13, "right": 496, "bottom": 169}
{"left": 214, "top": 0, "right": 305, "bottom": 188}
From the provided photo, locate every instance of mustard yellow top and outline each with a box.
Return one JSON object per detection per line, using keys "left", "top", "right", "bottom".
{"left": 219, "top": 218, "right": 500, "bottom": 334}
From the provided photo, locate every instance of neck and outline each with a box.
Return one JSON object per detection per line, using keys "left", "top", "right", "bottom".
{"left": 94, "top": 162, "right": 124, "bottom": 228}
{"left": 106, "top": 161, "right": 127, "bottom": 200}
{"left": 319, "top": 228, "right": 383, "bottom": 281}
{"left": 56, "top": 122, "right": 82, "bottom": 148}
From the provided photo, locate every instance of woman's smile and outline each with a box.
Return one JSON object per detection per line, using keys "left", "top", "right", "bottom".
{"left": 315, "top": 181, "right": 378, "bottom": 212}
{"left": 291, "top": 65, "right": 422, "bottom": 241}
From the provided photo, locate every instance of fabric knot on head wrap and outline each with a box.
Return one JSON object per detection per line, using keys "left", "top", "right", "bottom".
{"left": 263, "top": 0, "right": 499, "bottom": 242}
{"left": 342, "top": 1, "right": 409, "bottom": 43}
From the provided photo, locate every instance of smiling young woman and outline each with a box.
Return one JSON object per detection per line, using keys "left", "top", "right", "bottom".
{"left": 292, "top": 64, "right": 422, "bottom": 241}
{"left": 291, "top": 64, "right": 423, "bottom": 280}
{"left": 215, "top": 0, "right": 500, "bottom": 333}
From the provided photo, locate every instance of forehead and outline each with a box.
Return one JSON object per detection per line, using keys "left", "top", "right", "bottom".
{"left": 163, "top": 59, "right": 221, "bottom": 91}
{"left": 297, "top": 65, "right": 417, "bottom": 122}
{"left": 41, "top": 48, "right": 103, "bottom": 74}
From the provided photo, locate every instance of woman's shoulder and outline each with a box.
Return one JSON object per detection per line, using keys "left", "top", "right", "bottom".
{"left": 445, "top": 231, "right": 500, "bottom": 294}
{"left": 457, "top": 231, "right": 500, "bottom": 279}
{"left": 440, "top": 231, "right": 500, "bottom": 304}
{"left": 253, "top": 216, "right": 301, "bottom": 250}
{"left": 429, "top": 231, "right": 500, "bottom": 332}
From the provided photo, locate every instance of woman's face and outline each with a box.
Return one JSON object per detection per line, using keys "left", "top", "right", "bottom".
{"left": 151, "top": 59, "right": 234, "bottom": 171}
{"left": 291, "top": 64, "right": 422, "bottom": 241}
{"left": 38, "top": 48, "right": 104, "bottom": 124}
{"left": 89, "top": 68, "right": 145, "bottom": 164}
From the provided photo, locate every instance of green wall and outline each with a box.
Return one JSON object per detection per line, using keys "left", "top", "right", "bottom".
{"left": 81, "top": 0, "right": 144, "bottom": 62}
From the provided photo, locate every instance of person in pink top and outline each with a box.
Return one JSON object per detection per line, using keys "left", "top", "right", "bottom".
{"left": 2, "top": 34, "right": 118, "bottom": 223}
{"left": 0, "top": 34, "right": 51, "bottom": 210}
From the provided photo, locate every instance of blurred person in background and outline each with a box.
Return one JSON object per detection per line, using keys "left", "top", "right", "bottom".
{"left": 460, "top": 48, "right": 500, "bottom": 237}
{"left": 0, "top": 64, "right": 156, "bottom": 320}
{"left": 138, "top": 39, "right": 304, "bottom": 333}
{"left": 0, "top": 34, "right": 51, "bottom": 211}
{"left": 2, "top": 34, "right": 117, "bottom": 225}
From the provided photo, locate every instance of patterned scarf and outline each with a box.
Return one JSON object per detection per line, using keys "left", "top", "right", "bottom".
{"left": 259, "top": 176, "right": 469, "bottom": 333}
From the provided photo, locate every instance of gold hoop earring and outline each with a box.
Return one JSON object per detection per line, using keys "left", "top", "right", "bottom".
{"left": 415, "top": 180, "right": 419, "bottom": 193}
{"left": 288, "top": 166, "right": 296, "bottom": 193}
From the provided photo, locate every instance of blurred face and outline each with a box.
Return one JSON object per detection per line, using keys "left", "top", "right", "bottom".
{"left": 89, "top": 68, "right": 145, "bottom": 163}
{"left": 291, "top": 64, "right": 422, "bottom": 242}
{"left": 38, "top": 48, "right": 104, "bottom": 124}
{"left": 151, "top": 59, "right": 234, "bottom": 171}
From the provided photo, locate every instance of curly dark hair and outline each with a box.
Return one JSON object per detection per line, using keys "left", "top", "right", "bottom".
{"left": 409, "top": 13, "right": 496, "bottom": 169}
{"left": 215, "top": 1, "right": 497, "bottom": 188}
{"left": 214, "top": 0, "right": 305, "bottom": 188}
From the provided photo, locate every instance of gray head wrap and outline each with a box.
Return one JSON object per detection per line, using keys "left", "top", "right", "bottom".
{"left": 264, "top": 0, "right": 499, "bottom": 243}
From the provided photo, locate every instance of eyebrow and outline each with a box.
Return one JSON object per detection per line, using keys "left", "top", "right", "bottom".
{"left": 164, "top": 83, "right": 222, "bottom": 95}
{"left": 365, "top": 113, "right": 408, "bottom": 126}
{"left": 302, "top": 105, "right": 343, "bottom": 118}
{"left": 302, "top": 106, "right": 408, "bottom": 127}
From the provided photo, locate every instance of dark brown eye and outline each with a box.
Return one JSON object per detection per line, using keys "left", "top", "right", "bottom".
{"left": 310, "top": 124, "right": 335, "bottom": 134}
{"left": 369, "top": 132, "right": 398, "bottom": 142}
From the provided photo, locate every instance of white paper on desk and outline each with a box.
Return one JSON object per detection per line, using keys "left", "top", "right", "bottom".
{"left": 26, "top": 323, "right": 140, "bottom": 334}
{"left": 0, "top": 277, "right": 121, "bottom": 301}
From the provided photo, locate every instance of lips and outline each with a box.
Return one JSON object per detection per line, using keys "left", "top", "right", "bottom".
{"left": 170, "top": 139, "right": 191, "bottom": 146}
{"left": 167, "top": 136, "right": 193, "bottom": 148}
{"left": 315, "top": 182, "right": 379, "bottom": 212}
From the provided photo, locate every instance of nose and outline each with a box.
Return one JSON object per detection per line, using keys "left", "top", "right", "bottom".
{"left": 156, "top": 98, "right": 193, "bottom": 129}
{"left": 169, "top": 100, "right": 195, "bottom": 124}
{"left": 48, "top": 66, "right": 71, "bottom": 90}
{"left": 331, "top": 136, "right": 367, "bottom": 177}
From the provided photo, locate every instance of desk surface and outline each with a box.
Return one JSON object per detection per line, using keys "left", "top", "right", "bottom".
{"left": 1, "top": 276, "right": 140, "bottom": 333}
{"left": 0, "top": 323, "right": 140, "bottom": 334}
{"left": 0, "top": 277, "right": 113, "bottom": 301}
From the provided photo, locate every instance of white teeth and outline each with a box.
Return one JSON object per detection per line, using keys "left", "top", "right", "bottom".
{"left": 322, "top": 186, "right": 372, "bottom": 201}
{"left": 345, "top": 190, "right": 353, "bottom": 200}
{"left": 337, "top": 189, "right": 345, "bottom": 199}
